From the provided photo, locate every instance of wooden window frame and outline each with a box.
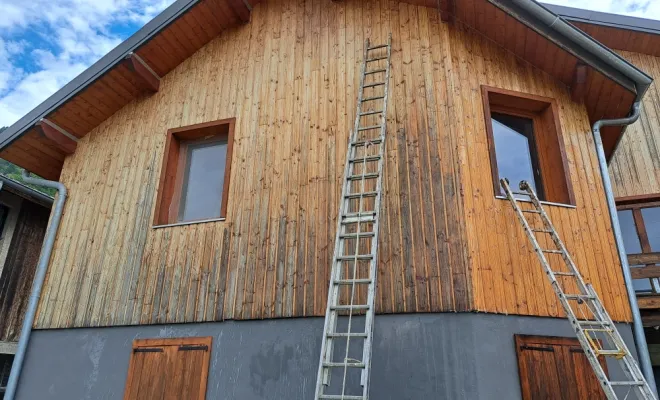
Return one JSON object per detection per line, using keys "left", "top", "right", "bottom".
{"left": 481, "top": 86, "right": 575, "bottom": 205}
{"left": 124, "top": 336, "right": 212, "bottom": 400}
{"left": 616, "top": 195, "right": 660, "bottom": 291}
{"left": 153, "top": 118, "right": 235, "bottom": 227}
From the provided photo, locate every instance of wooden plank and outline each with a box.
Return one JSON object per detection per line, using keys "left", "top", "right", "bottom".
{"left": 629, "top": 252, "right": 660, "bottom": 266}
{"left": 638, "top": 296, "right": 660, "bottom": 310}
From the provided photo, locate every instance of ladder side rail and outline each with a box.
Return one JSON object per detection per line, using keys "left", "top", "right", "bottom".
{"left": 359, "top": 33, "right": 392, "bottom": 397}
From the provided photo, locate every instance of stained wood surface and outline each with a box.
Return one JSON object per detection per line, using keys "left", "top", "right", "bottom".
{"left": 34, "top": 0, "right": 631, "bottom": 329}
{"left": 610, "top": 51, "right": 660, "bottom": 198}
{"left": 123, "top": 337, "right": 211, "bottom": 400}
{"left": 0, "top": 201, "right": 50, "bottom": 341}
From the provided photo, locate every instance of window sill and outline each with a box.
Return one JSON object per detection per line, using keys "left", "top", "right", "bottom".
{"left": 152, "top": 217, "right": 226, "bottom": 229}
{"left": 495, "top": 196, "right": 576, "bottom": 209}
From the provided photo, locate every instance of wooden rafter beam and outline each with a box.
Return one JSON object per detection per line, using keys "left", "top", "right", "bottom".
{"left": 35, "top": 119, "right": 78, "bottom": 155}
{"left": 571, "top": 63, "right": 588, "bottom": 103}
{"left": 439, "top": 0, "right": 454, "bottom": 22}
{"left": 125, "top": 52, "right": 160, "bottom": 92}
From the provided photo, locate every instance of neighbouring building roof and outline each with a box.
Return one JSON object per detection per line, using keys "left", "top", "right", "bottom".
{"left": 0, "top": 0, "right": 654, "bottom": 180}
{"left": 0, "top": 176, "right": 53, "bottom": 208}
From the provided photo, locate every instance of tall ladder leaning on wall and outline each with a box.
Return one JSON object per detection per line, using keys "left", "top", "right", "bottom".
{"left": 501, "top": 178, "right": 657, "bottom": 400}
{"left": 314, "top": 34, "right": 392, "bottom": 400}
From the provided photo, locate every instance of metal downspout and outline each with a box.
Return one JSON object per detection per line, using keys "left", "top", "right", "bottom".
{"left": 4, "top": 171, "right": 67, "bottom": 400}
{"left": 592, "top": 102, "right": 658, "bottom": 395}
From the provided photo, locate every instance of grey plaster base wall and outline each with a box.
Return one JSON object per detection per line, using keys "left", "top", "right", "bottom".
{"left": 16, "top": 313, "right": 636, "bottom": 400}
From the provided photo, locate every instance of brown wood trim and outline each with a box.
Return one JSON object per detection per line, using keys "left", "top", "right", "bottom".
{"left": 35, "top": 121, "right": 77, "bottom": 155}
{"left": 515, "top": 334, "right": 582, "bottom": 348}
{"left": 439, "top": 0, "right": 454, "bottom": 22}
{"left": 153, "top": 118, "right": 235, "bottom": 226}
{"left": 630, "top": 265, "right": 660, "bottom": 280}
{"left": 634, "top": 208, "right": 653, "bottom": 254}
{"left": 616, "top": 193, "right": 660, "bottom": 206}
{"left": 637, "top": 296, "right": 660, "bottom": 310}
{"left": 481, "top": 85, "right": 575, "bottom": 205}
{"left": 571, "top": 64, "right": 588, "bottom": 103}
{"left": 125, "top": 54, "right": 160, "bottom": 92}
{"left": 629, "top": 252, "right": 660, "bottom": 266}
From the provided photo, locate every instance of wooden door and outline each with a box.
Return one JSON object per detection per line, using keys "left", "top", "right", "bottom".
{"left": 124, "top": 337, "right": 212, "bottom": 400}
{"left": 516, "top": 335, "right": 607, "bottom": 400}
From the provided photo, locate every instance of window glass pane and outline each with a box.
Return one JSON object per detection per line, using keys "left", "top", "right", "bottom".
{"left": 618, "top": 210, "right": 642, "bottom": 254}
{"left": 641, "top": 206, "right": 660, "bottom": 252}
{"left": 491, "top": 113, "right": 541, "bottom": 199}
{"left": 179, "top": 140, "right": 227, "bottom": 222}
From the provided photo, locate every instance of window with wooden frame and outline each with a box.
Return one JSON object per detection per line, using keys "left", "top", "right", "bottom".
{"left": 515, "top": 335, "right": 607, "bottom": 400}
{"left": 616, "top": 194, "right": 660, "bottom": 295}
{"left": 123, "top": 337, "right": 212, "bottom": 400}
{"left": 481, "top": 86, "right": 575, "bottom": 205}
{"left": 154, "top": 119, "right": 235, "bottom": 226}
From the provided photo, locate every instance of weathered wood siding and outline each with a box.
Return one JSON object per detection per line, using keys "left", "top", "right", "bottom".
{"left": 34, "top": 0, "right": 632, "bottom": 329}
{"left": 0, "top": 201, "right": 50, "bottom": 341}
{"left": 610, "top": 51, "right": 660, "bottom": 198}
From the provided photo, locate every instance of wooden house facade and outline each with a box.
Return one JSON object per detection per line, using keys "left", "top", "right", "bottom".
{"left": 0, "top": 0, "right": 657, "bottom": 399}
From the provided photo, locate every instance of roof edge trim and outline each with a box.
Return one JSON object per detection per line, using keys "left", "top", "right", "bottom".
{"left": 491, "top": 0, "right": 653, "bottom": 101}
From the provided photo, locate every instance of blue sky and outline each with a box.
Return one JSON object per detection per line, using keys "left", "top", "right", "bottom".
{"left": 0, "top": 0, "right": 659, "bottom": 128}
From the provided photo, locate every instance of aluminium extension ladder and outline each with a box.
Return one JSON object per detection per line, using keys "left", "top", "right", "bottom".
{"left": 314, "top": 35, "right": 392, "bottom": 400}
{"left": 501, "top": 178, "right": 657, "bottom": 400}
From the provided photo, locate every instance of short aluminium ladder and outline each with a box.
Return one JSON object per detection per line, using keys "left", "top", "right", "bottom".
{"left": 501, "top": 178, "right": 657, "bottom": 400}
{"left": 314, "top": 34, "right": 392, "bottom": 400}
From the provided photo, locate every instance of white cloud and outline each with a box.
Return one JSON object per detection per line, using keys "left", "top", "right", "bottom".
{"left": 0, "top": 0, "right": 174, "bottom": 127}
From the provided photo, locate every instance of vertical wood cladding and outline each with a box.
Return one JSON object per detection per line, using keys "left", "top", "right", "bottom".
{"left": 610, "top": 51, "right": 660, "bottom": 198}
{"left": 34, "top": 0, "right": 631, "bottom": 329}
{"left": 0, "top": 201, "right": 50, "bottom": 341}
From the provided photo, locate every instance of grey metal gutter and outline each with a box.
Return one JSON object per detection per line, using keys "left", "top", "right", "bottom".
{"left": 0, "top": 176, "right": 53, "bottom": 208}
{"left": 592, "top": 103, "right": 658, "bottom": 396}
{"left": 0, "top": 0, "right": 202, "bottom": 150}
{"left": 543, "top": 3, "right": 660, "bottom": 37}
{"left": 3, "top": 171, "right": 67, "bottom": 400}
{"left": 490, "top": 0, "right": 653, "bottom": 101}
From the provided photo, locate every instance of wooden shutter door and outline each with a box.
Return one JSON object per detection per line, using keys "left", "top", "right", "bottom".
{"left": 124, "top": 337, "right": 212, "bottom": 400}
{"left": 515, "top": 335, "right": 607, "bottom": 400}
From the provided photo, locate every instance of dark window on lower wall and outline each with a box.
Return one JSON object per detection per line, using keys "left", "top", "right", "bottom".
{"left": 515, "top": 335, "right": 607, "bottom": 400}
{"left": 616, "top": 196, "right": 660, "bottom": 295}
{"left": 123, "top": 337, "right": 212, "bottom": 400}
{"left": 0, "top": 353, "right": 14, "bottom": 397}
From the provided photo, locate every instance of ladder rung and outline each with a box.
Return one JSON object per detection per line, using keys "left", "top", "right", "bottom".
{"left": 347, "top": 173, "right": 379, "bottom": 180}
{"left": 323, "top": 361, "right": 366, "bottom": 368}
{"left": 366, "top": 56, "right": 388, "bottom": 62}
{"left": 367, "top": 44, "right": 388, "bottom": 51}
{"left": 577, "top": 320, "right": 611, "bottom": 327}
{"left": 336, "top": 255, "right": 374, "bottom": 261}
{"left": 342, "top": 215, "right": 375, "bottom": 224}
{"left": 319, "top": 395, "right": 364, "bottom": 400}
{"left": 511, "top": 191, "right": 531, "bottom": 196}
{"left": 362, "top": 96, "right": 385, "bottom": 102}
{"left": 552, "top": 271, "right": 576, "bottom": 276}
{"left": 565, "top": 294, "right": 596, "bottom": 301}
{"left": 326, "top": 332, "right": 369, "bottom": 338}
{"left": 351, "top": 138, "right": 383, "bottom": 147}
{"left": 330, "top": 305, "right": 370, "bottom": 311}
{"left": 542, "top": 249, "right": 563, "bottom": 254}
{"left": 344, "top": 211, "right": 376, "bottom": 218}
{"left": 344, "top": 191, "right": 378, "bottom": 199}
{"left": 363, "top": 82, "right": 386, "bottom": 88}
{"left": 360, "top": 110, "right": 383, "bottom": 116}
{"left": 357, "top": 125, "right": 382, "bottom": 131}
{"left": 609, "top": 381, "right": 645, "bottom": 386}
{"left": 349, "top": 156, "right": 381, "bottom": 163}
{"left": 532, "top": 229, "right": 552, "bottom": 233}
{"left": 365, "top": 69, "right": 386, "bottom": 75}
{"left": 596, "top": 349, "right": 628, "bottom": 357}
{"left": 335, "top": 279, "right": 373, "bottom": 285}
{"left": 339, "top": 232, "right": 375, "bottom": 239}
{"left": 522, "top": 210, "right": 541, "bottom": 214}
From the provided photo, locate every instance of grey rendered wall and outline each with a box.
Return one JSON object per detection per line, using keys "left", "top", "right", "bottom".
{"left": 16, "top": 313, "right": 636, "bottom": 400}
